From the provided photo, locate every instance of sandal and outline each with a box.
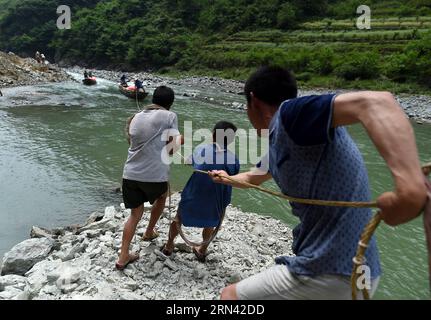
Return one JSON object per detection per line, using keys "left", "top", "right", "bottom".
{"left": 115, "top": 253, "right": 139, "bottom": 271}
{"left": 193, "top": 247, "right": 207, "bottom": 263}
{"left": 157, "top": 244, "right": 173, "bottom": 258}
{"left": 143, "top": 230, "right": 160, "bottom": 242}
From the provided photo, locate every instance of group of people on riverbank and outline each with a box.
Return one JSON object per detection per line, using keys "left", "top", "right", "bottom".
{"left": 116, "top": 66, "right": 430, "bottom": 300}
{"left": 34, "top": 51, "right": 47, "bottom": 65}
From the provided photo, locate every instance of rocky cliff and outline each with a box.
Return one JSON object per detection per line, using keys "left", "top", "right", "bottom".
{"left": 0, "top": 51, "right": 71, "bottom": 89}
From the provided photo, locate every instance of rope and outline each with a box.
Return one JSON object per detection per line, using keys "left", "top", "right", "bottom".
{"left": 194, "top": 169, "right": 379, "bottom": 208}
{"left": 351, "top": 212, "right": 382, "bottom": 300}
{"left": 176, "top": 208, "right": 225, "bottom": 248}
{"left": 352, "top": 163, "right": 430, "bottom": 300}
{"left": 135, "top": 87, "right": 142, "bottom": 112}
{"left": 169, "top": 151, "right": 227, "bottom": 248}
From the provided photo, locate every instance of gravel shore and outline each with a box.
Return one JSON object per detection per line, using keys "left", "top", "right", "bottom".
{"left": 0, "top": 194, "right": 293, "bottom": 300}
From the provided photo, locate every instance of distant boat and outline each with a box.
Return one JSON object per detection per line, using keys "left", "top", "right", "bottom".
{"left": 119, "top": 85, "right": 148, "bottom": 101}
{"left": 83, "top": 77, "right": 97, "bottom": 86}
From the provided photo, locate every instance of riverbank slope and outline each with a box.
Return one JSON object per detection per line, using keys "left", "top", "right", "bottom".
{"left": 0, "top": 51, "right": 71, "bottom": 89}
{"left": 0, "top": 194, "right": 293, "bottom": 300}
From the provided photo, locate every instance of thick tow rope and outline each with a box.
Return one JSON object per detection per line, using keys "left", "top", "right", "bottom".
{"left": 194, "top": 169, "right": 378, "bottom": 208}
{"left": 194, "top": 163, "right": 431, "bottom": 300}
{"left": 168, "top": 178, "right": 226, "bottom": 249}
{"left": 352, "top": 163, "right": 431, "bottom": 300}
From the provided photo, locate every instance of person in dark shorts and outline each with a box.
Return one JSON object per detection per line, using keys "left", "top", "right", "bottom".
{"left": 116, "top": 86, "right": 183, "bottom": 270}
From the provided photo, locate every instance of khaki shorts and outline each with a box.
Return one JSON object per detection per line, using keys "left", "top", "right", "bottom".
{"left": 236, "top": 265, "right": 380, "bottom": 300}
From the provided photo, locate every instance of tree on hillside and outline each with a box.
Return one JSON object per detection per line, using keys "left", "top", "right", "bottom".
{"left": 277, "top": 2, "right": 298, "bottom": 29}
{"left": 293, "top": 0, "right": 328, "bottom": 19}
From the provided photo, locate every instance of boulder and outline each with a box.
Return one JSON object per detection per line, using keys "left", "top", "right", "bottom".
{"left": 1, "top": 238, "right": 54, "bottom": 276}
{"left": 25, "top": 259, "right": 63, "bottom": 298}
{"left": 0, "top": 286, "right": 29, "bottom": 300}
{"left": 0, "top": 275, "right": 28, "bottom": 291}
{"left": 103, "top": 206, "right": 117, "bottom": 220}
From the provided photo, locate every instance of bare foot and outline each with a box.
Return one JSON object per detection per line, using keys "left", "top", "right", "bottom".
{"left": 192, "top": 247, "right": 207, "bottom": 263}
{"left": 116, "top": 253, "right": 139, "bottom": 271}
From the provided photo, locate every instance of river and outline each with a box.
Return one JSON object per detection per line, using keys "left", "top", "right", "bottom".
{"left": 0, "top": 73, "right": 430, "bottom": 300}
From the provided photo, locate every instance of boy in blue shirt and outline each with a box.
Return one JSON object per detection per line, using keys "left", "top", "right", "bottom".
{"left": 161, "top": 121, "right": 240, "bottom": 262}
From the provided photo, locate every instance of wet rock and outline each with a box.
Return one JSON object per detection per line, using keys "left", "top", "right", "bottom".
{"left": 85, "top": 212, "right": 105, "bottom": 225}
{"left": 30, "top": 226, "right": 53, "bottom": 239}
{"left": 1, "top": 238, "right": 54, "bottom": 276}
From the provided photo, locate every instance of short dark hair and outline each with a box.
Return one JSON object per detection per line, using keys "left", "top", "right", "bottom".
{"left": 152, "top": 86, "right": 175, "bottom": 109}
{"left": 244, "top": 66, "right": 298, "bottom": 107}
{"left": 213, "top": 121, "right": 238, "bottom": 147}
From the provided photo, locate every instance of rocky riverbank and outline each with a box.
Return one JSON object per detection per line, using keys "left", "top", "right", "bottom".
{"left": 0, "top": 52, "right": 72, "bottom": 89}
{"left": 0, "top": 194, "right": 293, "bottom": 300}
{"left": 67, "top": 66, "right": 431, "bottom": 124}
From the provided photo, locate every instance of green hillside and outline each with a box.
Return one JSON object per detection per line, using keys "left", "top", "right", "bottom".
{"left": 0, "top": 0, "right": 430, "bottom": 93}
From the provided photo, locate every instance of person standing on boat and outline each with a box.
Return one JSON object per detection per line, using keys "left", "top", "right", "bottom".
{"left": 135, "top": 79, "right": 144, "bottom": 92}
{"left": 116, "top": 86, "right": 183, "bottom": 270}
{"left": 120, "top": 74, "right": 128, "bottom": 87}
{"left": 210, "top": 66, "right": 427, "bottom": 300}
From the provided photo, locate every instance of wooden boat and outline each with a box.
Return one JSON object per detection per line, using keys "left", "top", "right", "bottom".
{"left": 82, "top": 77, "right": 97, "bottom": 86}
{"left": 118, "top": 85, "right": 148, "bottom": 101}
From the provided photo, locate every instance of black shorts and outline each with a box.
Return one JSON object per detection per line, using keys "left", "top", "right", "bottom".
{"left": 122, "top": 179, "right": 168, "bottom": 209}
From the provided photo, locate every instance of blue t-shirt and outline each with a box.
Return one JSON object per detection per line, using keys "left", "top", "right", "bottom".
{"left": 265, "top": 94, "right": 381, "bottom": 279}
{"left": 179, "top": 144, "right": 240, "bottom": 228}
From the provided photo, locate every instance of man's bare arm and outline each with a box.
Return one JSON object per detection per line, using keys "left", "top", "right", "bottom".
{"left": 125, "top": 115, "right": 135, "bottom": 145}
{"left": 168, "top": 135, "right": 184, "bottom": 156}
{"left": 210, "top": 170, "right": 272, "bottom": 189}
{"left": 333, "top": 91, "right": 427, "bottom": 226}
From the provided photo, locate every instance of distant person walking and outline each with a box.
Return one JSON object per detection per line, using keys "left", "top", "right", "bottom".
{"left": 135, "top": 79, "right": 144, "bottom": 92}
{"left": 120, "top": 74, "right": 128, "bottom": 87}
{"left": 116, "top": 86, "right": 183, "bottom": 270}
